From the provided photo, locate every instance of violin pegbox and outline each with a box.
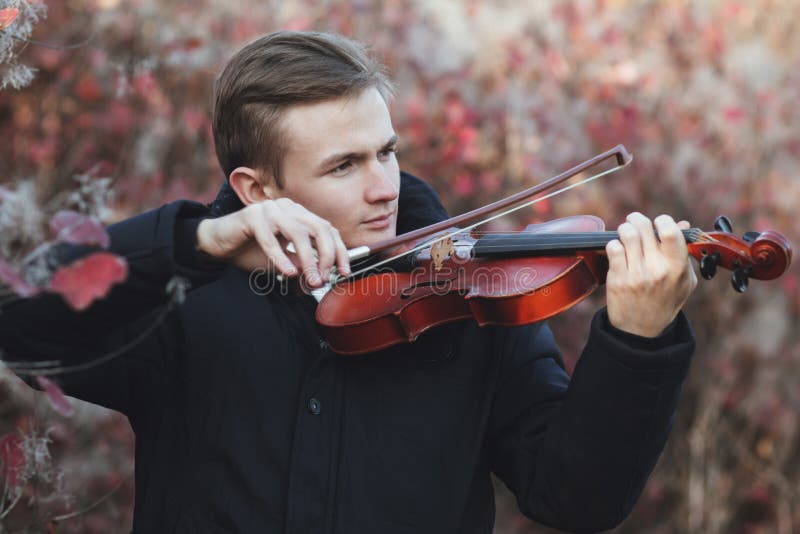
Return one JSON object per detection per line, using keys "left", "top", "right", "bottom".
{"left": 688, "top": 216, "right": 792, "bottom": 293}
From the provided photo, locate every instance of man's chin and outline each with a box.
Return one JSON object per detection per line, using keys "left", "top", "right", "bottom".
{"left": 346, "top": 226, "right": 397, "bottom": 249}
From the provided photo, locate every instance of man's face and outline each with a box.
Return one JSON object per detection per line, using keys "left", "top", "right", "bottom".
{"left": 268, "top": 87, "right": 400, "bottom": 248}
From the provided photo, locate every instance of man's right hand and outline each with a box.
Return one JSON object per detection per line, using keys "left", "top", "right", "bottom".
{"left": 196, "top": 198, "right": 351, "bottom": 287}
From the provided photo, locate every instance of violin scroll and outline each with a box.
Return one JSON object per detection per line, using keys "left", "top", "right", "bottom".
{"left": 688, "top": 216, "right": 792, "bottom": 293}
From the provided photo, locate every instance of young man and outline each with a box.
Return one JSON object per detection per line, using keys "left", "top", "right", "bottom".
{"left": 1, "top": 32, "right": 697, "bottom": 533}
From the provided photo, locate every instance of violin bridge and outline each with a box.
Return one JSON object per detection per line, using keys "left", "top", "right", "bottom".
{"left": 430, "top": 237, "right": 456, "bottom": 271}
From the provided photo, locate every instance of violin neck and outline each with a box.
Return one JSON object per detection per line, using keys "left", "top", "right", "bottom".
{"left": 472, "top": 229, "right": 700, "bottom": 257}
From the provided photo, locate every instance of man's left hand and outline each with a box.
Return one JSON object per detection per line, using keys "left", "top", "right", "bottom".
{"left": 604, "top": 212, "right": 698, "bottom": 338}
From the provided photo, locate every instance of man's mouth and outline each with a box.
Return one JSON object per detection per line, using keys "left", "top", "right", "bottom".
{"left": 362, "top": 211, "right": 394, "bottom": 228}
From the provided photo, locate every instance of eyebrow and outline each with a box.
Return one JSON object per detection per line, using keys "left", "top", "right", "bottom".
{"left": 316, "top": 134, "right": 399, "bottom": 173}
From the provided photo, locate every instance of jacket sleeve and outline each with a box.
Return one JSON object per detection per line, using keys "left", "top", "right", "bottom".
{"left": 489, "top": 309, "right": 694, "bottom": 533}
{"left": 0, "top": 200, "right": 225, "bottom": 417}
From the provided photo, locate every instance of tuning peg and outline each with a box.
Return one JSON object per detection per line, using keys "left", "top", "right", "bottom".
{"left": 700, "top": 252, "right": 720, "bottom": 280}
{"left": 742, "top": 231, "right": 760, "bottom": 243}
{"left": 714, "top": 215, "right": 733, "bottom": 233}
{"left": 731, "top": 267, "right": 751, "bottom": 293}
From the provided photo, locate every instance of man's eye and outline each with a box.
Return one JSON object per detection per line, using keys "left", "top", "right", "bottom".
{"left": 379, "top": 146, "right": 397, "bottom": 160}
{"left": 330, "top": 161, "right": 353, "bottom": 176}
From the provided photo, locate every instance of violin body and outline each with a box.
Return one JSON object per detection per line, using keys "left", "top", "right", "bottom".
{"left": 316, "top": 214, "right": 792, "bottom": 355}
{"left": 317, "top": 216, "right": 609, "bottom": 355}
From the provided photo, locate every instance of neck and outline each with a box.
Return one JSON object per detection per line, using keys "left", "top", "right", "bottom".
{"left": 472, "top": 229, "right": 702, "bottom": 258}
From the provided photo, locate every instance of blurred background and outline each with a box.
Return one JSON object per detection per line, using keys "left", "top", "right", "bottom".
{"left": 0, "top": 0, "right": 798, "bottom": 532}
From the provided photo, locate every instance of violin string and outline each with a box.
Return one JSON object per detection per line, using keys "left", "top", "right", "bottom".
{"left": 340, "top": 224, "right": 721, "bottom": 281}
{"left": 343, "top": 164, "right": 627, "bottom": 281}
{"left": 503, "top": 228, "right": 711, "bottom": 242}
{"left": 469, "top": 227, "right": 714, "bottom": 241}
{"left": 462, "top": 229, "right": 712, "bottom": 252}
{"left": 350, "top": 227, "right": 719, "bottom": 271}
{"left": 470, "top": 228, "right": 705, "bottom": 235}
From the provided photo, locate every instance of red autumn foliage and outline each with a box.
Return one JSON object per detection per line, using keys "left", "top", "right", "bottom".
{"left": 0, "top": 433, "right": 25, "bottom": 489}
{"left": 49, "top": 211, "right": 110, "bottom": 248}
{"left": 0, "top": 7, "right": 19, "bottom": 30}
{"left": 48, "top": 252, "right": 127, "bottom": 311}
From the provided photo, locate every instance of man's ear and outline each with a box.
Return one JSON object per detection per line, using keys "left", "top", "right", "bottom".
{"left": 229, "top": 167, "right": 274, "bottom": 205}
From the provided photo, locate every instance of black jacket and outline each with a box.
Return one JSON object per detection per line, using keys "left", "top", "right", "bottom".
{"left": 0, "top": 172, "right": 694, "bottom": 533}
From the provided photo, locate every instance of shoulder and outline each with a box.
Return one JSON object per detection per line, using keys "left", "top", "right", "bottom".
{"left": 398, "top": 170, "right": 449, "bottom": 232}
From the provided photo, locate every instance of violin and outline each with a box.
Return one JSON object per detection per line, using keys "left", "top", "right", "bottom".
{"left": 314, "top": 146, "right": 792, "bottom": 355}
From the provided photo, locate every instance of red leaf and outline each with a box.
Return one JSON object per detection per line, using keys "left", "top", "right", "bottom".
{"left": 0, "top": 433, "right": 25, "bottom": 488}
{"left": 724, "top": 106, "right": 746, "bottom": 123}
{"left": 165, "top": 36, "right": 204, "bottom": 52}
{"left": 452, "top": 173, "right": 475, "bottom": 197}
{"left": 132, "top": 70, "right": 156, "bottom": 95}
{"left": 284, "top": 16, "right": 312, "bottom": 31}
{"left": 0, "top": 257, "right": 41, "bottom": 297}
{"left": 50, "top": 210, "right": 110, "bottom": 248}
{"left": 182, "top": 108, "right": 206, "bottom": 132}
{"left": 75, "top": 74, "right": 103, "bottom": 102}
{"left": 48, "top": 252, "right": 127, "bottom": 311}
{"left": 35, "top": 376, "right": 74, "bottom": 417}
{"left": 0, "top": 8, "right": 19, "bottom": 30}
{"left": 182, "top": 37, "right": 203, "bottom": 50}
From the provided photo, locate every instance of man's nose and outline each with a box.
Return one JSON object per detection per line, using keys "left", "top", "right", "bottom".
{"left": 364, "top": 160, "right": 398, "bottom": 204}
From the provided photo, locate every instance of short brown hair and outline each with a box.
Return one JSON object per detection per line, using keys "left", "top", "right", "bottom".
{"left": 212, "top": 31, "right": 394, "bottom": 188}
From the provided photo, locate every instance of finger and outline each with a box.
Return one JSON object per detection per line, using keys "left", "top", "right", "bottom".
{"left": 616, "top": 221, "right": 642, "bottom": 270}
{"left": 688, "top": 257, "right": 698, "bottom": 291}
{"left": 653, "top": 214, "right": 688, "bottom": 262}
{"left": 278, "top": 223, "right": 321, "bottom": 287}
{"left": 605, "top": 239, "right": 627, "bottom": 274}
{"left": 291, "top": 207, "right": 349, "bottom": 279}
{"left": 304, "top": 217, "right": 336, "bottom": 279}
{"left": 627, "top": 212, "right": 659, "bottom": 260}
{"left": 264, "top": 202, "right": 321, "bottom": 286}
{"left": 250, "top": 222, "right": 298, "bottom": 276}
{"left": 331, "top": 227, "right": 351, "bottom": 276}
{"left": 677, "top": 220, "right": 691, "bottom": 230}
